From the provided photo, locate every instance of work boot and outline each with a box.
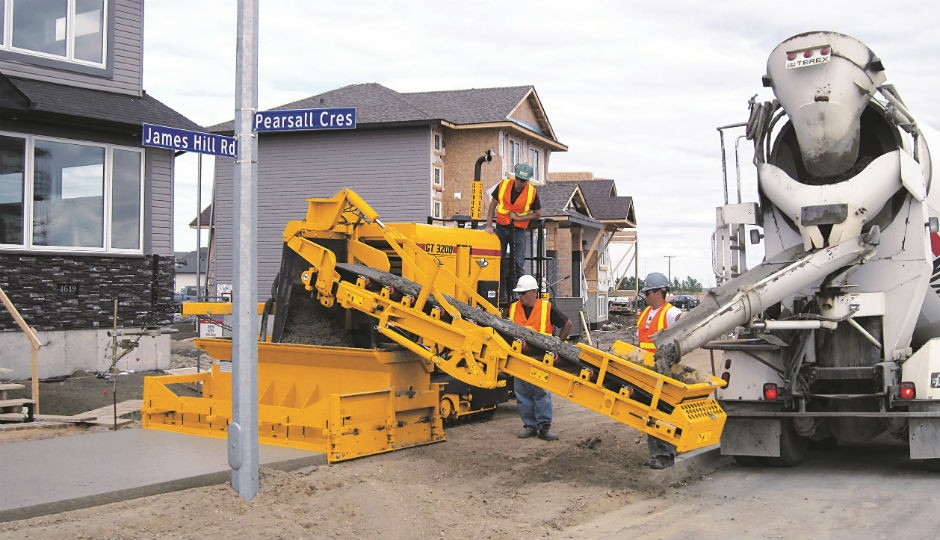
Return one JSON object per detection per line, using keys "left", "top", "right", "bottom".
{"left": 517, "top": 426, "right": 538, "bottom": 438}
{"left": 538, "top": 427, "right": 559, "bottom": 441}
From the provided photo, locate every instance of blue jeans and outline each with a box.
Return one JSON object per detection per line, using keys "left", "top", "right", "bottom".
{"left": 515, "top": 377, "right": 552, "bottom": 430}
{"left": 495, "top": 224, "right": 526, "bottom": 299}
{"left": 648, "top": 354, "right": 677, "bottom": 460}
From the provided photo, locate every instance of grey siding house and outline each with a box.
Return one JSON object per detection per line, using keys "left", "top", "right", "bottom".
{"left": 207, "top": 83, "right": 566, "bottom": 300}
{"left": 0, "top": 0, "right": 200, "bottom": 379}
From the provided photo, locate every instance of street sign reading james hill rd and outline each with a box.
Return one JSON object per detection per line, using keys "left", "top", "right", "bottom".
{"left": 142, "top": 123, "right": 237, "bottom": 158}
{"left": 253, "top": 107, "right": 356, "bottom": 132}
{"left": 141, "top": 107, "right": 355, "bottom": 156}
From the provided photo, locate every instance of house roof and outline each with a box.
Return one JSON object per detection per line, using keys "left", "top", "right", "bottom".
{"left": 0, "top": 73, "right": 201, "bottom": 132}
{"left": 207, "top": 83, "right": 564, "bottom": 149}
{"left": 542, "top": 175, "right": 636, "bottom": 227}
{"left": 539, "top": 181, "right": 590, "bottom": 218}
{"left": 174, "top": 247, "right": 210, "bottom": 273}
{"left": 578, "top": 179, "right": 635, "bottom": 224}
{"left": 188, "top": 205, "right": 213, "bottom": 228}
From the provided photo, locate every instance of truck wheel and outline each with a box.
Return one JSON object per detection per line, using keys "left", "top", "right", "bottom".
{"left": 440, "top": 397, "right": 457, "bottom": 423}
{"left": 767, "top": 421, "right": 808, "bottom": 467}
{"left": 809, "top": 436, "right": 838, "bottom": 450}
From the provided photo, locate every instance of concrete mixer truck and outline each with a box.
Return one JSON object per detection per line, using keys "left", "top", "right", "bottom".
{"left": 654, "top": 31, "right": 940, "bottom": 468}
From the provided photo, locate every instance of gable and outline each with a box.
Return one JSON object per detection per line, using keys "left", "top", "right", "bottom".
{"left": 507, "top": 89, "right": 554, "bottom": 140}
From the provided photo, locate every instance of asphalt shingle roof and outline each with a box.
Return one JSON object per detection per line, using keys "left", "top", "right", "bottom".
{"left": 207, "top": 83, "right": 548, "bottom": 137}
{"left": 0, "top": 73, "right": 201, "bottom": 131}
{"left": 576, "top": 179, "right": 634, "bottom": 222}
{"left": 403, "top": 86, "right": 533, "bottom": 125}
{"left": 538, "top": 181, "right": 584, "bottom": 217}
{"left": 174, "top": 248, "right": 209, "bottom": 273}
{"left": 188, "top": 205, "right": 213, "bottom": 228}
{"left": 541, "top": 177, "right": 634, "bottom": 225}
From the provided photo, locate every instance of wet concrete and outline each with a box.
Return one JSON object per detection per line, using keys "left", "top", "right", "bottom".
{"left": 0, "top": 428, "right": 323, "bottom": 522}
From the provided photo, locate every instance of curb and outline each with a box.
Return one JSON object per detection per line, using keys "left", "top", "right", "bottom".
{"left": 651, "top": 444, "right": 731, "bottom": 484}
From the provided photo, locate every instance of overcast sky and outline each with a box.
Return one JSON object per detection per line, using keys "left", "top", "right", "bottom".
{"left": 143, "top": 1, "right": 940, "bottom": 288}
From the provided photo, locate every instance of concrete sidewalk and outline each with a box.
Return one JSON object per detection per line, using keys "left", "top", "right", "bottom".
{"left": 0, "top": 428, "right": 324, "bottom": 522}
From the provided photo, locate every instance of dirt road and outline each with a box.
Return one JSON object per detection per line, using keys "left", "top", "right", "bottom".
{"left": 0, "top": 318, "right": 724, "bottom": 539}
{"left": 0, "top": 395, "right": 715, "bottom": 539}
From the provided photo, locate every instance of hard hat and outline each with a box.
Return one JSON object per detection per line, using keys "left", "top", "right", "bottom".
{"left": 642, "top": 272, "right": 669, "bottom": 292}
{"left": 512, "top": 163, "right": 534, "bottom": 182}
{"left": 513, "top": 274, "right": 539, "bottom": 292}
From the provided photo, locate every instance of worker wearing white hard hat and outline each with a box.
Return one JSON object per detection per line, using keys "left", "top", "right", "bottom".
{"left": 508, "top": 275, "right": 572, "bottom": 441}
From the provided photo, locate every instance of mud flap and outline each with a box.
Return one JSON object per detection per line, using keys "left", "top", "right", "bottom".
{"left": 909, "top": 403, "right": 940, "bottom": 459}
{"left": 720, "top": 417, "right": 782, "bottom": 457}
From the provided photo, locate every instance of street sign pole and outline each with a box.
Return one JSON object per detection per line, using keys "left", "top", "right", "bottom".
{"left": 195, "top": 154, "right": 202, "bottom": 302}
{"left": 230, "top": 0, "right": 259, "bottom": 500}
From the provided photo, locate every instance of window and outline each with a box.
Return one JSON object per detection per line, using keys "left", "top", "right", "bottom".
{"left": 0, "top": 134, "right": 25, "bottom": 245}
{"left": 111, "top": 149, "right": 141, "bottom": 249}
{"left": 432, "top": 166, "right": 443, "bottom": 188}
{"left": 530, "top": 149, "right": 541, "bottom": 181}
{"left": 0, "top": 130, "right": 143, "bottom": 252}
{"left": 509, "top": 139, "right": 521, "bottom": 169}
{"left": 33, "top": 140, "right": 104, "bottom": 247}
{"left": 432, "top": 200, "right": 442, "bottom": 219}
{"left": 2, "top": 0, "right": 108, "bottom": 68}
{"left": 433, "top": 133, "right": 442, "bottom": 151}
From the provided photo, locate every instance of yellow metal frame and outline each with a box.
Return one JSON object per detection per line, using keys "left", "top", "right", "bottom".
{"left": 144, "top": 189, "right": 726, "bottom": 460}
{"left": 326, "top": 273, "right": 724, "bottom": 452}
{"left": 143, "top": 341, "right": 444, "bottom": 462}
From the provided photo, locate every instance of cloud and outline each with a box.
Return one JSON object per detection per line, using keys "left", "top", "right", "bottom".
{"left": 149, "top": 1, "right": 940, "bottom": 287}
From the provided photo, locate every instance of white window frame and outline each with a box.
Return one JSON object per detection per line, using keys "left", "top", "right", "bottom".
{"left": 508, "top": 138, "right": 521, "bottom": 170}
{"left": 432, "top": 200, "right": 442, "bottom": 220}
{"left": 1, "top": 0, "right": 109, "bottom": 69}
{"left": 432, "top": 165, "right": 443, "bottom": 188}
{"left": 0, "top": 129, "right": 144, "bottom": 254}
{"left": 433, "top": 132, "right": 442, "bottom": 152}
{"left": 530, "top": 148, "right": 541, "bottom": 181}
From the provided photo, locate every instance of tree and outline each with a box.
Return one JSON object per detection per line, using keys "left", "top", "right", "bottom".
{"left": 615, "top": 275, "right": 704, "bottom": 293}
{"left": 616, "top": 276, "right": 639, "bottom": 291}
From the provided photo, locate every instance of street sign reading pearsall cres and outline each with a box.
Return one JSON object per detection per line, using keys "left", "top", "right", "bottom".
{"left": 141, "top": 108, "right": 355, "bottom": 156}
{"left": 253, "top": 107, "right": 356, "bottom": 132}
{"left": 141, "top": 123, "right": 237, "bottom": 157}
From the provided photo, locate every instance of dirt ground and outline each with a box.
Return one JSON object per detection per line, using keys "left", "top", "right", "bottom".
{"left": 0, "top": 313, "right": 721, "bottom": 539}
{"left": 3, "top": 320, "right": 204, "bottom": 418}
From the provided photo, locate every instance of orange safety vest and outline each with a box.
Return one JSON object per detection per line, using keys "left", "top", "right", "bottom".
{"left": 637, "top": 303, "right": 674, "bottom": 352}
{"left": 509, "top": 299, "right": 553, "bottom": 336}
{"left": 495, "top": 178, "right": 536, "bottom": 229}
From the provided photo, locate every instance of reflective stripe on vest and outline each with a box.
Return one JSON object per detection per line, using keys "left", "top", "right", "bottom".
{"left": 637, "top": 303, "right": 673, "bottom": 352}
{"left": 509, "top": 299, "right": 553, "bottom": 336}
{"left": 495, "top": 178, "right": 536, "bottom": 229}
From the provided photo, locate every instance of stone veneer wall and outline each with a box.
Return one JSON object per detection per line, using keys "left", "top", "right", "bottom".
{"left": 0, "top": 254, "right": 176, "bottom": 332}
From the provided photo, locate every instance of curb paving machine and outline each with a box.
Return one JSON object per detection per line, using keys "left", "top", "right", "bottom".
{"left": 655, "top": 31, "right": 940, "bottom": 468}
{"left": 143, "top": 188, "right": 726, "bottom": 462}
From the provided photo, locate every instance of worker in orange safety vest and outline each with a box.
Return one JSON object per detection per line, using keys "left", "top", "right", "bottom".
{"left": 508, "top": 274, "right": 571, "bottom": 442}
{"left": 485, "top": 163, "right": 541, "bottom": 303}
{"left": 637, "top": 271, "right": 684, "bottom": 469}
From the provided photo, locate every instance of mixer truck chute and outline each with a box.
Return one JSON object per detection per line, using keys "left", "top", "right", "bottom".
{"left": 655, "top": 31, "right": 940, "bottom": 469}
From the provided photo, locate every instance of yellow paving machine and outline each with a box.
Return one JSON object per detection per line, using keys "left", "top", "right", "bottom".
{"left": 143, "top": 189, "right": 726, "bottom": 462}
